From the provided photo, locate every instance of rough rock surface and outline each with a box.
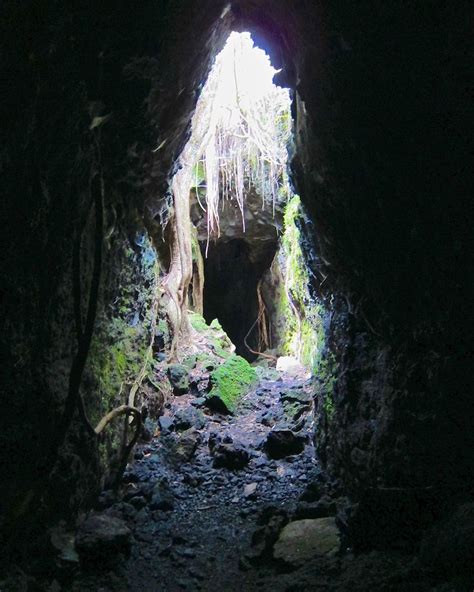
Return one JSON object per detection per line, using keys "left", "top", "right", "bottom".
{"left": 420, "top": 503, "right": 474, "bottom": 575}
{"left": 273, "top": 518, "right": 340, "bottom": 565}
{"left": 167, "top": 364, "right": 190, "bottom": 395}
{"left": 265, "top": 429, "right": 306, "bottom": 459}
{"left": 75, "top": 515, "right": 132, "bottom": 561}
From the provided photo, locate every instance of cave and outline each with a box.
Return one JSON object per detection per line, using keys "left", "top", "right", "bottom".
{"left": 202, "top": 238, "right": 278, "bottom": 360}
{"left": 1, "top": 2, "right": 473, "bottom": 591}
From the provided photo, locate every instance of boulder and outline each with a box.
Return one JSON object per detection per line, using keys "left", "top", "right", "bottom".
{"left": 174, "top": 406, "right": 206, "bottom": 431}
{"left": 209, "top": 433, "right": 250, "bottom": 470}
{"left": 190, "top": 396, "right": 207, "bottom": 407}
{"left": 265, "top": 429, "right": 306, "bottom": 459}
{"left": 273, "top": 518, "right": 340, "bottom": 566}
{"left": 167, "top": 364, "right": 189, "bottom": 395}
{"left": 280, "top": 387, "right": 312, "bottom": 405}
{"left": 75, "top": 514, "right": 132, "bottom": 563}
{"left": 149, "top": 481, "right": 174, "bottom": 512}
{"left": 169, "top": 427, "right": 200, "bottom": 463}
{"left": 159, "top": 415, "right": 175, "bottom": 432}
{"left": 206, "top": 355, "right": 257, "bottom": 414}
{"left": 212, "top": 442, "right": 250, "bottom": 470}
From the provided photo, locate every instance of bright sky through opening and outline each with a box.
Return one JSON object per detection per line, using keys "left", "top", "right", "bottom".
{"left": 211, "top": 32, "right": 284, "bottom": 123}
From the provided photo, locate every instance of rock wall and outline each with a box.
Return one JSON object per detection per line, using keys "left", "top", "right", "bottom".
{"left": 233, "top": 0, "right": 473, "bottom": 494}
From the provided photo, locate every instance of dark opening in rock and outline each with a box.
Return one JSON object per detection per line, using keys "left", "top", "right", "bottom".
{"left": 202, "top": 238, "right": 277, "bottom": 360}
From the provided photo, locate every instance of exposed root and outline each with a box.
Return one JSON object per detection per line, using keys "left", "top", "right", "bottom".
{"left": 94, "top": 405, "right": 141, "bottom": 435}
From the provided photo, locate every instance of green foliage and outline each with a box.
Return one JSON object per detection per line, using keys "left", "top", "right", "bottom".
{"left": 182, "top": 32, "right": 292, "bottom": 241}
{"left": 208, "top": 355, "right": 257, "bottom": 413}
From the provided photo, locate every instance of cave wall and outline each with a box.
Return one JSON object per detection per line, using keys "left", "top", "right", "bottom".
{"left": 0, "top": 0, "right": 231, "bottom": 543}
{"left": 232, "top": 1, "right": 473, "bottom": 494}
{"left": 1, "top": 0, "right": 472, "bottom": 545}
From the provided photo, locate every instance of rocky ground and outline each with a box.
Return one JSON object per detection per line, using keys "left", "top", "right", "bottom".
{"left": 2, "top": 322, "right": 471, "bottom": 591}
{"left": 43, "top": 358, "right": 466, "bottom": 592}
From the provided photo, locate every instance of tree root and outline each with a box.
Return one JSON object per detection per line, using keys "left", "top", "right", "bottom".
{"left": 95, "top": 405, "right": 141, "bottom": 434}
{"left": 94, "top": 405, "right": 142, "bottom": 490}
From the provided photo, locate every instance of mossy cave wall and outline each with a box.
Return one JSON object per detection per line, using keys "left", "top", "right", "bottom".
{"left": 1, "top": 0, "right": 472, "bottom": 542}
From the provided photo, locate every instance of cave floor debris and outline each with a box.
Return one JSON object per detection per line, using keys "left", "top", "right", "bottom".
{"left": 72, "top": 366, "right": 320, "bottom": 591}
{"left": 68, "top": 364, "right": 443, "bottom": 592}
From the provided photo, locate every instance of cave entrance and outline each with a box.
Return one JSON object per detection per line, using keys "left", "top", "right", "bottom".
{"left": 173, "top": 32, "right": 322, "bottom": 368}
{"left": 202, "top": 238, "right": 277, "bottom": 360}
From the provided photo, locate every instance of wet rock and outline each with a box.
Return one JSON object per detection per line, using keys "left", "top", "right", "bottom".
{"left": 159, "top": 415, "right": 175, "bottom": 432}
{"left": 174, "top": 406, "right": 206, "bottom": 430}
{"left": 273, "top": 518, "right": 340, "bottom": 566}
{"left": 167, "top": 364, "right": 190, "bottom": 395}
{"left": 265, "top": 429, "right": 306, "bottom": 459}
{"left": 75, "top": 514, "right": 132, "bottom": 562}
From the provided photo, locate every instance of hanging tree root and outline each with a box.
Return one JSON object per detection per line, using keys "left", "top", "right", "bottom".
{"left": 244, "top": 281, "right": 277, "bottom": 361}
{"left": 94, "top": 405, "right": 142, "bottom": 489}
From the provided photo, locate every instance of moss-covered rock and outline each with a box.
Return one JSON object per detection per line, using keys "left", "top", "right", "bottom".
{"left": 167, "top": 364, "right": 190, "bottom": 395}
{"left": 206, "top": 355, "right": 257, "bottom": 414}
{"left": 188, "top": 311, "right": 234, "bottom": 359}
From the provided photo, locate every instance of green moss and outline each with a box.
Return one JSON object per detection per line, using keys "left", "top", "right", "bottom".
{"left": 208, "top": 355, "right": 257, "bottom": 413}
{"left": 315, "top": 353, "right": 337, "bottom": 422}
{"left": 189, "top": 312, "right": 209, "bottom": 333}
{"left": 189, "top": 312, "right": 234, "bottom": 359}
{"left": 84, "top": 230, "right": 160, "bottom": 440}
{"left": 278, "top": 195, "right": 325, "bottom": 369}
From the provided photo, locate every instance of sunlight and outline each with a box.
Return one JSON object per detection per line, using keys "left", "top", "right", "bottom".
{"left": 177, "top": 31, "right": 292, "bottom": 247}
{"left": 212, "top": 32, "right": 282, "bottom": 115}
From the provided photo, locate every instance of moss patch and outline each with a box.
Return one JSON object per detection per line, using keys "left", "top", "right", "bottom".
{"left": 280, "top": 195, "right": 324, "bottom": 370}
{"left": 189, "top": 312, "right": 234, "bottom": 359}
{"left": 83, "top": 229, "right": 160, "bottom": 470}
{"left": 207, "top": 355, "right": 257, "bottom": 414}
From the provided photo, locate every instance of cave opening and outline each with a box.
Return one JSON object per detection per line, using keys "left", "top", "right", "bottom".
{"left": 2, "top": 2, "right": 472, "bottom": 589}
{"left": 175, "top": 31, "right": 321, "bottom": 367}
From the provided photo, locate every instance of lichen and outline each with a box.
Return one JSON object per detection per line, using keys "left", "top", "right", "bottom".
{"left": 208, "top": 355, "right": 257, "bottom": 413}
